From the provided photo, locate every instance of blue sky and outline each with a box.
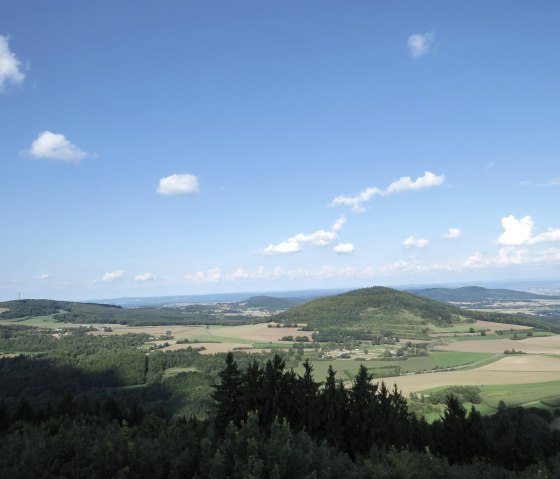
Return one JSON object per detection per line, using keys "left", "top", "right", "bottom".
{"left": 1, "top": 1, "right": 559, "bottom": 301}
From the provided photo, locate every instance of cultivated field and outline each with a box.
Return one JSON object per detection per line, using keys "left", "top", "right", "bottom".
{"left": 382, "top": 367, "right": 560, "bottom": 396}
{"left": 437, "top": 336, "right": 560, "bottom": 354}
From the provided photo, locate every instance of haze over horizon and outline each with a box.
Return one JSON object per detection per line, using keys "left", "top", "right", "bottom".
{"left": 1, "top": 1, "right": 559, "bottom": 301}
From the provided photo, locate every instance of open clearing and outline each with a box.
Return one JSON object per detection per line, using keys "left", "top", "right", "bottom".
{"left": 473, "top": 320, "right": 531, "bottom": 332}
{"left": 437, "top": 335, "right": 560, "bottom": 354}
{"left": 206, "top": 324, "right": 304, "bottom": 342}
{"left": 89, "top": 322, "right": 303, "bottom": 343}
{"left": 381, "top": 370, "right": 560, "bottom": 396}
{"left": 475, "top": 354, "right": 560, "bottom": 372}
{"left": 381, "top": 354, "right": 560, "bottom": 395}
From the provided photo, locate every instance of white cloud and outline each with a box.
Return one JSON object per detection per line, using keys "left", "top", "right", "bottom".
{"left": 101, "top": 270, "right": 124, "bottom": 282}
{"left": 35, "top": 273, "right": 50, "bottom": 280}
{"left": 463, "top": 252, "right": 489, "bottom": 269}
{"left": 444, "top": 227, "right": 462, "bottom": 239}
{"left": 157, "top": 174, "right": 199, "bottom": 196}
{"left": 260, "top": 216, "right": 346, "bottom": 255}
{"left": 331, "top": 171, "right": 444, "bottom": 212}
{"left": 403, "top": 236, "right": 429, "bottom": 248}
{"left": 27, "top": 131, "right": 90, "bottom": 162}
{"left": 497, "top": 215, "right": 560, "bottom": 246}
{"left": 333, "top": 242, "right": 355, "bottom": 254}
{"left": 134, "top": 273, "right": 154, "bottom": 281}
{"left": 332, "top": 215, "right": 347, "bottom": 232}
{"left": 407, "top": 32, "right": 435, "bottom": 58}
{"left": 184, "top": 267, "right": 222, "bottom": 283}
{"left": 0, "top": 35, "right": 25, "bottom": 91}
{"left": 224, "top": 266, "right": 285, "bottom": 281}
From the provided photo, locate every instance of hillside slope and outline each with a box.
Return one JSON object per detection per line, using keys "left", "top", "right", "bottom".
{"left": 274, "top": 286, "right": 467, "bottom": 333}
{"left": 406, "top": 286, "right": 560, "bottom": 303}
{"left": 0, "top": 299, "right": 244, "bottom": 326}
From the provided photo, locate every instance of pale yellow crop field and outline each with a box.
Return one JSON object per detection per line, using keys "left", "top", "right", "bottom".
{"left": 380, "top": 353, "right": 560, "bottom": 395}
{"left": 89, "top": 325, "right": 210, "bottom": 337}
{"left": 473, "top": 320, "right": 531, "bottom": 332}
{"left": 210, "top": 323, "right": 303, "bottom": 342}
{"left": 438, "top": 336, "right": 560, "bottom": 354}
{"left": 476, "top": 355, "right": 560, "bottom": 372}
{"left": 382, "top": 369, "right": 560, "bottom": 395}
{"left": 437, "top": 335, "right": 560, "bottom": 354}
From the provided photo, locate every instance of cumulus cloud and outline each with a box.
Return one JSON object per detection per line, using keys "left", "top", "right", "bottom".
{"left": 260, "top": 216, "right": 346, "bottom": 255}
{"left": 497, "top": 215, "right": 560, "bottom": 246}
{"left": 331, "top": 171, "right": 444, "bottom": 212}
{"left": 101, "top": 270, "right": 124, "bottom": 282}
{"left": 407, "top": 32, "right": 435, "bottom": 58}
{"left": 157, "top": 174, "right": 199, "bottom": 196}
{"left": 27, "top": 131, "right": 90, "bottom": 162}
{"left": 0, "top": 35, "right": 25, "bottom": 91}
{"left": 333, "top": 242, "right": 355, "bottom": 254}
{"left": 403, "top": 236, "right": 429, "bottom": 248}
{"left": 35, "top": 273, "right": 50, "bottom": 280}
{"left": 444, "top": 227, "right": 462, "bottom": 239}
{"left": 135, "top": 273, "right": 154, "bottom": 281}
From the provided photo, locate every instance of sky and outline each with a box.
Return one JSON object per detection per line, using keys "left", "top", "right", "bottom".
{"left": 1, "top": 1, "right": 559, "bottom": 301}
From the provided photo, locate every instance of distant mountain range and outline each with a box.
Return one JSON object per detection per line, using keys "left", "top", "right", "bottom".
{"left": 89, "top": 289, "right": 348, "bottom": 308}
{"left": 405, "top": 286, "right": 560, "bottom": 303}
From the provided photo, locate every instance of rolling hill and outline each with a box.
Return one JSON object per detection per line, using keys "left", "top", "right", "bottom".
{"left": 406, "top": 286, "right": 560, "bottom": 303}
{"left": 0, "top": 299, "right": 248, "bottom": 326}
{"left": 274, "top": 286, "right": 560, "bottom": 338}
{"left": 274, "top": 286, "right": 472, "bottom": 339}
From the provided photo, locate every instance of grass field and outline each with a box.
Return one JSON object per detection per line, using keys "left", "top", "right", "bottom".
{"left": 429, "top": 351, "right": 497, "bottom": 368}
{"left": 0, "top": 313, "right": 73, "bottom": 327}
{"left": 419, "top": 380, "right": 560, "bottom": 410}
{"left": 295, "top": 351, "right": 498, "bottom": 381}
{"left": 6, "top": 311, "right": 560, "bottom": 416}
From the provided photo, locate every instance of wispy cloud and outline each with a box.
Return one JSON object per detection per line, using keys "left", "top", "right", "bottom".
{"left": 183, "top": 267, "right": 223, "bottom": 283}
{"left": 101, "top": 270, "right": 124, "bottom": 282}
{"left": 134, "top": 273, "right": 154, "bottom": 281}
{"left": 260, "top": 216, "right": 346, "bottom": 255}
{"left": 403, "top": 236, "right": 429, "bottom": 248}
{"left": 331, "top": 171, "right": 444, "bottom": 212}
{"left": 407, "top": 32, "right": 435, "bottom": 59}
{"left": 35, "top": 273, "right": 50, "bottom": 280}
{"left": 497, "top": 215, "right": 560, "bottom": 246}
{"left": 0, "top": 35, "right": 25, "bottom": 91}
{"left": 26, "top": 131, "right": 91, "bottom": 163}
{"left": 444, "top": 227, "right": 462, "bottom": 239}
{"left": 157, "top": 174, "right": 199, "bottom": 196}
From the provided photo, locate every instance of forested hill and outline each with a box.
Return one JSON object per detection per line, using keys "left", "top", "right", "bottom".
{"left": 274, "top": 286, "right": 464, "bottom": 328}
{"left": 406, "top": 286, "right": 560, "bottom": 303}
{"left": 0, "top": 299, "right": 121, "bottom": 320}
{"left": 0, "top": 299, "right": 250, "bottom": 326}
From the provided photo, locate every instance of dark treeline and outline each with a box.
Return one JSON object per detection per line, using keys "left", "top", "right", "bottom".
{"left": 1, "top": 353, "right": 560, "bottom": 477}
{"left": 213, "top": 353, "right": 560, "bottom": 471}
